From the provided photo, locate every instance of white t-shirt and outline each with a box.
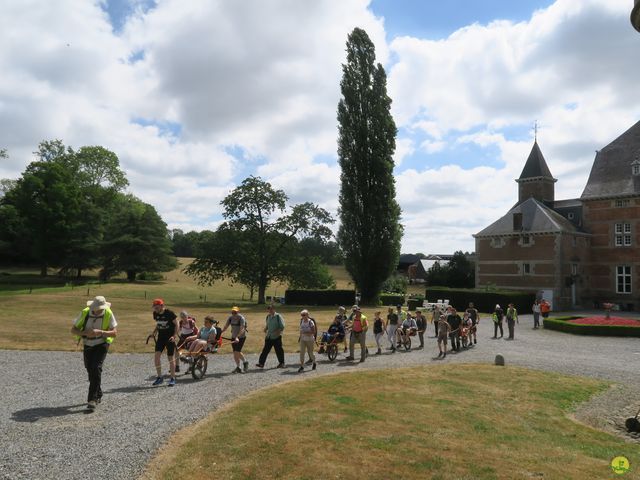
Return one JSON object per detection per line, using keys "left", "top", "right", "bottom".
{"left": 74, "top": 311, "right": 118, "bottom": 347}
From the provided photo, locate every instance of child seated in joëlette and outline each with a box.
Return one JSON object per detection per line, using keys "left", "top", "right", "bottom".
{"left": 320, "top": 317, "right": 346, "bottom": 349}
{"left": 184, "top": 316, "right": 218, "bottom": 353}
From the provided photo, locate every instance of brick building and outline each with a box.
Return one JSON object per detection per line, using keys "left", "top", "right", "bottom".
{"left": 474, "top": 121, "right": 640, "bottom": 310}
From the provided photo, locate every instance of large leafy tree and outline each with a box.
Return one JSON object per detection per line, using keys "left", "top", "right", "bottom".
{"left": 187, "top": 176, "right": 334, "bottom": 304}
{"left": 100, "top": 193, "right": 177, "bottom": 281}
{"left": 336, "top": 27, "right": 402, "bottom": 303}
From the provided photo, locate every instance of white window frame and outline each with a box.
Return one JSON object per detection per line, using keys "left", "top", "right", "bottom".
{"left": 523, "top": 263, "right": 531, "bottom": 275}
{"left": 615, "top": 199, "right": 630, "bottom": 207}
{"left": 633, "top": 164, "right": 640, "bottom": 176}
{"left": 616, "top": 266, "right": 632, "bottom": 294}
{"left": 615, "top": 223, "right": 632, "bottom": 247}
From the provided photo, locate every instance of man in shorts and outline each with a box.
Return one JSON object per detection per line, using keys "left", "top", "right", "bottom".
{"left": 221, "top": 306, "right": 249, "bottom": 373}
{"left": 151, "top": 298, "right": 179, "bottom": 386}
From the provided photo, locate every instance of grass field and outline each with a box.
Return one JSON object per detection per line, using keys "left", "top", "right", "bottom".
{"left": 0, "top": 260, "right": 426, "bottom": 353}
{"left": 141, "top": 364, "right": 638, "bottom": 480}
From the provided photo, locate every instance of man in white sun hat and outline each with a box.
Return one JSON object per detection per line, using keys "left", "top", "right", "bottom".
{"left": 71, "top": 295, "right": 118, "bottom": 412}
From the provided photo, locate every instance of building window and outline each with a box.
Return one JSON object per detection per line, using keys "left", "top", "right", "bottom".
{"left": 523, "top": 263, "right": 531, "bottom": 275}
{"left": 615, "top": 199, "right": 630, "bottom": 207}
{"left": 615, "top": 223, "right": 632, "bottom": 247}
{"left": 522, "top": 235, "right": 530, "bottom": 245}
{"left": 571, "top": 264, "right": 578, "bottom": 275}
{"left": 491, "top": 237, "right": 505, "bottom": 248}
{"left": 616, "top": 266, "right": 632, "bottom": 294}
{"left": 633, "top": 164, "right": 640, "bottom": 176}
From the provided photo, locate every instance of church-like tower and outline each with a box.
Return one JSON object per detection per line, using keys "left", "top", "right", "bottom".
{"left": 516, "top": 141, "right": 557, "bottom": 205}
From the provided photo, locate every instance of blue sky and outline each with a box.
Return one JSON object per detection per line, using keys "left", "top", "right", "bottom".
{"left": 370, "top": 0, "right": 556, "bottom": 39}
{"left": 2, "top": 0, "right": 639, "bottom": 254}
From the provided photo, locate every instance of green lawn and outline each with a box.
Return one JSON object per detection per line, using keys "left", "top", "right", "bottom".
{"left": 141, "top": 364, "right": 638, "bottom": 480}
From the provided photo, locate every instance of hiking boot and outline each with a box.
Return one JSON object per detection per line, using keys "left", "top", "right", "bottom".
{"left": 305, "top": 359, "right": 313, "bottom": 365}
{"left": 298, "top": 366, "right": 304, "bottom": 373}
{"left": 175, "top": 365, "right": 180, "bottom": 373}
{"left": 474, "top": 339, "right": 477, "bottom": 344}
{"left": 168, "top": 378, "right": 176, "bottom": 387}
{"left": 312, "top": 363, "right": 317, "bottom": 370}
{"left": 87, "top": 400, "right": 97, "bottom": 410}
{"left": 243, "top": 361, "right": 249, "bottom": 372}
{"left": 255, "top": 363, "right": 264, "bottom": 368}
{"left": 233, "top": 366, "right": 242, "bottom": 374}
{"left": 276, "top": 363, "right": 285, "bottom": 368}
{"left": 152, "top": 376, "right": 163, "bottom": 386}
{"left": 359, "top": 359, "right": 365, "bottom": 363}
{"left": 376, "top": 349, "right": 381, "bottom": 355}
{"left": 443, "top": 352, "right": 447, "bottom": 358}
{"left": 345, "top": 356, "right": 355, "bottom": 361}
{"left": 437, "top": 351, "right": 442, "bottom": 358}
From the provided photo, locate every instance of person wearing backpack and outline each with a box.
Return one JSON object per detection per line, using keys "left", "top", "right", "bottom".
{"left": 70, "top": 296, "right": 117, "bottom": 411}
{"left": 220, "top": 306, "right": 249, "bottom": 373}
{"left": 298, "top": 310, "right": 317, "bottom": 372}
{"left": 256, "top": 304, "right": 286, "bottom": 369}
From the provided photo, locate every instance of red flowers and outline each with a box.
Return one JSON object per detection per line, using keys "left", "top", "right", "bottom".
{"left": 566, "top": 316, "right": 640, "bottom": 327}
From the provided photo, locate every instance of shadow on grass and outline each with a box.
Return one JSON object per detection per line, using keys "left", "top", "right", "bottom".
{"left": 12, "top": 404, "right": 87, "bottom": 422}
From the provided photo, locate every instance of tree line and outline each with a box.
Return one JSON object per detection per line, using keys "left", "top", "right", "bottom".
{"left": 0, "top": 140, "right": 176, "bottom": 280}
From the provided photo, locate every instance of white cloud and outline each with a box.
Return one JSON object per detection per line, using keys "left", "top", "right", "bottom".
{"left": 1, "top": 0, "right": 639, "bottom": 259}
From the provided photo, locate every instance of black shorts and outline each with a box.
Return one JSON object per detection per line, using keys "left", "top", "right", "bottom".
{"left": 156, "top": 333, "right": 176, "bottom": 356}
{"left": 232, "top": 336, "right": 246, "bottom": 352}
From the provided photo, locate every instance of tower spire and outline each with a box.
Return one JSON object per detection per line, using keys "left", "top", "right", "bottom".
{"left": 534, "top": 120, "right": 538, "bottom": 143}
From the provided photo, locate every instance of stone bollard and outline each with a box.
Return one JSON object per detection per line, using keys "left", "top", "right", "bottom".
{"left": 495, "top": 354, "right": 505, "bottom": 366}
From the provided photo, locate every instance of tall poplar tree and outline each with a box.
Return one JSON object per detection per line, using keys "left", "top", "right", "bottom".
{"left": 337, "top": 27, "right": 402, "bottom": 303}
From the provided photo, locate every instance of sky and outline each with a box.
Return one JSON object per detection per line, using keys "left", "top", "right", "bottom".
{"left": 1, "top": 0, "right": 639, "bottom": 255}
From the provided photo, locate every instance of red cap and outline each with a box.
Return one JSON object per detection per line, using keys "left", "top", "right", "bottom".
{"left": 152, "top": 298, "right": 164, "bottom": 306}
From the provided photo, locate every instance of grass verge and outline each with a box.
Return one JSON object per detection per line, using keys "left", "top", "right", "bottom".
{"left": 141, "top": 364, "right": 639, "bottom": 480}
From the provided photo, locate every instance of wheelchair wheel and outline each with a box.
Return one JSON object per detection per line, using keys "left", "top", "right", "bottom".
{"left": 404, "top": 336, "right": 411, "bottom": 351}
{"left": 192, "top": 355, "right": 208, "bottom": 379}
{"left": 327, "top": 343, "right": 338, "bottom": 362}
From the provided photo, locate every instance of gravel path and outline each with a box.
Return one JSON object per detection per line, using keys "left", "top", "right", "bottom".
{"left": 1, "top": 311, "right": 639, "bottom": 480}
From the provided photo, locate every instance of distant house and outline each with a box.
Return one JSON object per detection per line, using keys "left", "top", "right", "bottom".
{"left": 474, "top": 121, "right": 640, "bottom": 311}
{"left": 408, "top": 254, "right": 452, "bottom": 283}
{"left": 397, "top": 254, "right": 420, "bottom": 273}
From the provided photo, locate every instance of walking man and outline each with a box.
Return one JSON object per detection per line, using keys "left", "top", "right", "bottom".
{"left": 465, "top": 302, "right": 479, "bottom": 345}
{"left": 446, "top": 307, "right": 462, "bottom": 352}
{"left": 386, "top": 307, "right": 399, "bottom": 351}
{"left": 492, "top": 304, "right": 504, "bottom": 339}
{"left": 506, "top": 303, "right": 518, "bottom": 340}
{"left": 151, "top": 298, "right": 179, "bottom": 386}
{"left": 220, "top": 306, "right": 249, "bottom": 373}
{"left": 256, "top": 304, "right": 286, "bottom": 369}
{"left": 415, "top": 309, "right": 427, "bottom": 349}
{"left": 532, "top": 299, "right": 541, "bottom": 329}
{"left": 71, "top": 296, "right": 117, "bottom": 411}
{"left": 346, "top": 307, "right": 368, "bottom": 362}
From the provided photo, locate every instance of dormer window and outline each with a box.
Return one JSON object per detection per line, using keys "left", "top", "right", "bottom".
{"left": 633, "top": 159, "right": 640, "bottom": 176}
{"left": 513, "top": 212, "right": 523, "bottom": 231}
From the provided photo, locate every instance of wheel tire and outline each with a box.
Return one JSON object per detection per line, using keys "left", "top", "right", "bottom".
{"left": 404, "top": 337, "right": 411, "bottom": 351}
{"left": 626, "top": 417, "right": 640, "bottom": 432}
{"left": 327, "top": 344, "right": 338, "bottom": 362}
{"left": 192, "top": 355, "right": 208, "bottom": 379}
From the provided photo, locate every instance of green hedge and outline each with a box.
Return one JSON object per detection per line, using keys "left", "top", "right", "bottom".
{"left": 379, "top": 294, "right": 405, "bottom": 306}
{"left": 425, "top": 287, "right": 535, "bottom": 313}
{"left": 543, "top": 316, "right": 640, "bottom": 337}
{"left": 285, "top": 289, "right": 355, "bottom": 306}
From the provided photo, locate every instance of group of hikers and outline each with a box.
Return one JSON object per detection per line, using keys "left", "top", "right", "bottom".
{"left": 71, "top": 295, "right": 549, "bottom": 411}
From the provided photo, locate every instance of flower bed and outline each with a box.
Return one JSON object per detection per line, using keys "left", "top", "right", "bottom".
{"left": 543, "top": 316, "right": 640, "bottom": 337}
{"left": 566, "top": 316, "right": 640, "bottom": 327}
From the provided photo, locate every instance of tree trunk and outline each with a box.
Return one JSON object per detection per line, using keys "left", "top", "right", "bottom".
{"left": 249, "top": 285, "right": 255, "bottom": 300}
{"left": 126, "top": 270, "right": 136, "bottom": 282}
{"left": 40, "top": 264, "right": 48, "bottom": 277}
{"left": 76, "top": 268, "right": 82, "bottom": 279}
{"left": 258, "top": 283, "right": 266, "bottom": 304}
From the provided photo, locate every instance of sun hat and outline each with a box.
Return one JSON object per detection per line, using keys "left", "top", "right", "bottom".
{"left": 87, "top": 296, "right": 111, "bottom": 310}
{"left": 152, "top": 298, "right": 164, "bottom": 306}
{"left": 231, "top": 306, "right": 240, "bottom": 312}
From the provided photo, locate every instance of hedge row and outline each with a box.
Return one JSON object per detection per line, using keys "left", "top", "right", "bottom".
{"left": 543, "top": 316, "right": 640, "bottom": 337}
{"left": 285, "top": 289, "right": 356, "bottom": 306}
{"left": 379, "top": 294, "right": 405, "bottom": 306}
{"left": 425, "top": 287, "right": 536, "bottom": 313}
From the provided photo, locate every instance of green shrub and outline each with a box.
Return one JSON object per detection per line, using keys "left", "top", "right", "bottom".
{"left": 379, "top": 293, "right": 405, "bottom": 306}
{"left": 137, "top": 272, "right": 164, "bottom": 281}
{"left": 543, "top": 317, "right": 640, "bottom": 337}
{"left": 425, "top": 287, "right": 535, "bottom": 313}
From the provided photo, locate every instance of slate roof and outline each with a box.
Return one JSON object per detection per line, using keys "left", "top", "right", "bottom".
{"left": 474, "top": 197, "right": 579, "bottom": 237}
{"left": 517, "top": 142, "right": 554, "bottom": 180}
{"left": 581, "top": 120, "right": 640, "bottom": 199}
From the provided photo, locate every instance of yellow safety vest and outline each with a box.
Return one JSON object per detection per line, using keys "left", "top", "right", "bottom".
{"left": 74, "top": 307, "right": 115, "bottom": 344}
